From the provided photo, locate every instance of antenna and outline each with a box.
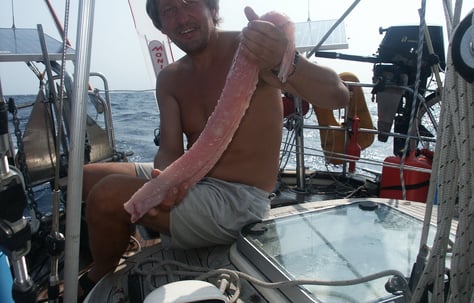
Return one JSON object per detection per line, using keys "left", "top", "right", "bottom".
{"left": 10, "top": 0, "right": 16, "bottom": 29}
{"left": 307, "top": 0, "right": 311, "bottom": 21}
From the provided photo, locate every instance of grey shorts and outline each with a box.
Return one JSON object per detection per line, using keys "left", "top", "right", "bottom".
{"left": 134, "top": 163, "right": 271, "bottom": 249}
{"left": 135, "top": 162, "right": 154, "bottom": 179}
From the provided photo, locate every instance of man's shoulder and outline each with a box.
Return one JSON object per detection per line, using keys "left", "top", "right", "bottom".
{"left": 157, "top": 57, "right": 189, "bottom": 81}
{"left": 163, "top": 56, "right": 188, "bottom": 71}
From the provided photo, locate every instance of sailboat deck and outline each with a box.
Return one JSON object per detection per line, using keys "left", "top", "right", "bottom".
{"left": 86, "top": 198, "right": 456, "bottom": 303}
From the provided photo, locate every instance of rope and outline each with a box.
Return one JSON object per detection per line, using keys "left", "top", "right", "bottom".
{"left": 398, "top": 0, "right": 428, "bottom": 201}
{"left": 446, "top": 68, "right": 474, "bottom": 303}
{"left": 410, "top": 3, "right": 474, "bottom": 301}
{"left": 132, "top": 259, "right": 412, "bottom": 303}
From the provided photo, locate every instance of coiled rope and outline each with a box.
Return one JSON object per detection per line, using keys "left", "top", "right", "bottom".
{"left": 410, "top": 3, "right": 474, "bottom": 302}
{"left": 133, "top": 259, "right": 412, "bottom": 303}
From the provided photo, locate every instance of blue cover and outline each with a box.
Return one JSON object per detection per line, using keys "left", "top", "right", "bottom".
{"left": 0, "top": 252, "right": 14, "bottom": 303}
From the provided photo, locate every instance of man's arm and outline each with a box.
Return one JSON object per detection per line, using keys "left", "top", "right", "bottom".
{"left": 274, "top": 54, "right": 350, "bottom": 109}
{"left": 240, "top": 15, "right": 349, "bottom": 109}
{"left": 153, "top": 68, "right": 185, "bottom": 171}
{"left": 145, "top": 68, "right": 189, "bottom": 211}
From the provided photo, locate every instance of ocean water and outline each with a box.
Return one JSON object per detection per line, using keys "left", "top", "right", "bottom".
{"left": 108, "top": 91, "right": 160, "bottom": 163}
{"left": 6, "top": 90, "right": 400, "bottom": 174}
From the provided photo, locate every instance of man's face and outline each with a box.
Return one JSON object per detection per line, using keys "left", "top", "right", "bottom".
{"left": 157, "top": 0, "right": 216, "bottom": 54}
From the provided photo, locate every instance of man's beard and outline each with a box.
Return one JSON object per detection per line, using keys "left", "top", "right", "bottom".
{"left": 174, "top": 37, "right": 208, "bottom": 55}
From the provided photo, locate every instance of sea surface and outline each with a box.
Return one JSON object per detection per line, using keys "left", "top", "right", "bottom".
{"left": 6, "top": 90, "right": 399, "bottom": 174}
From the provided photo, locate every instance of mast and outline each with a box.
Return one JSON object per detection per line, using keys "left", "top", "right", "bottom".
{"left": 62, "top": 0, "right": 95, "bottom": 301}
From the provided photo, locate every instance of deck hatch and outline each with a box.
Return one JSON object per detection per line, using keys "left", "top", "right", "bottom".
{"left": 235, "top": 201, "right": 437, "bottom": 303}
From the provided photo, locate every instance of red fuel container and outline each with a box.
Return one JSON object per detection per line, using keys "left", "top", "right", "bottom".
{"left": 379, "top": 151, "right": 432, "bottom": 202}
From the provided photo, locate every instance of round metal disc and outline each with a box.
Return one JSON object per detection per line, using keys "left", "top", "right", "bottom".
{"left": 452, "top": 12, "right": 474, "bottom": 82}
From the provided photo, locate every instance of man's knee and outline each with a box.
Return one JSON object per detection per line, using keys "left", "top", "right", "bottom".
{"left": 82, "top": 162, "right": 138, "bottom": 201}
{"left": 86, "top": 174, "right": 146, "bottom": 217}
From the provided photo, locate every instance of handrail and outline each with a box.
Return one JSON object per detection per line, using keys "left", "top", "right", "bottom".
{"left": 89, "top": 72, "right": 116, "bottom": 150}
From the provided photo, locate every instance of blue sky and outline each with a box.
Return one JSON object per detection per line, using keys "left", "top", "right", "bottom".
{"left": 0, "top": 0, "right": 471, "bottom": 95}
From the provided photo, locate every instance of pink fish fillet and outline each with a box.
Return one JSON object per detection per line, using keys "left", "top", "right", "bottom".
{"left": 124, "top": 8, "right": 296, "bottom": 222}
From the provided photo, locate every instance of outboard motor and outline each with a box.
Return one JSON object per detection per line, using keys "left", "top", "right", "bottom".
{"left": 373, "top": 25, "right": 445, "bottom": 155}
{"left": 373, "top": 64, "right": 408, "bottom": 142}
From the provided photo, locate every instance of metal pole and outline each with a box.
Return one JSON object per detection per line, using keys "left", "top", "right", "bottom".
{"left": 294, "top": 96, "right": 306, "bottom": 202}
{"left": 63, "top": 0, "right": 95, "bottom": 302}
{"left": 306, "top": 0, "right": 361, "bottom": 58}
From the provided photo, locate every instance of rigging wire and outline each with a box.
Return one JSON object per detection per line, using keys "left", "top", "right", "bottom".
{"left": 55, "top": 0, "right": 71, "bottom": 192}
{"left": 398, "top": 0, "right": 428, "bottom": 201}
{"left": 45, "top": 0, "right": 73, "bottom": 47}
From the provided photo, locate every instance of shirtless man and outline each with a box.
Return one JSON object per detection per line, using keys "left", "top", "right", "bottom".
{"left": 79, "top": 0, "right": 349, "bottom": 299}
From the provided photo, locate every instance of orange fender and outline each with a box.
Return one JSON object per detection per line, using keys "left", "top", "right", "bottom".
{"left": 315, "top": 72, "right": 375, "bottom": 164}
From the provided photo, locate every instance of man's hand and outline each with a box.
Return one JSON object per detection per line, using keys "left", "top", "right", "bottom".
{"left": 146, "top": 169, "right": 190, "bottom": 215}
{"left": 240, "top": 7, "right": 288, "bottom": 74}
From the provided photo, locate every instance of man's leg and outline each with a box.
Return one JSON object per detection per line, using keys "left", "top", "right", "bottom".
{"left": 83, "top": 174, "right": 146, "bottom": 286}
